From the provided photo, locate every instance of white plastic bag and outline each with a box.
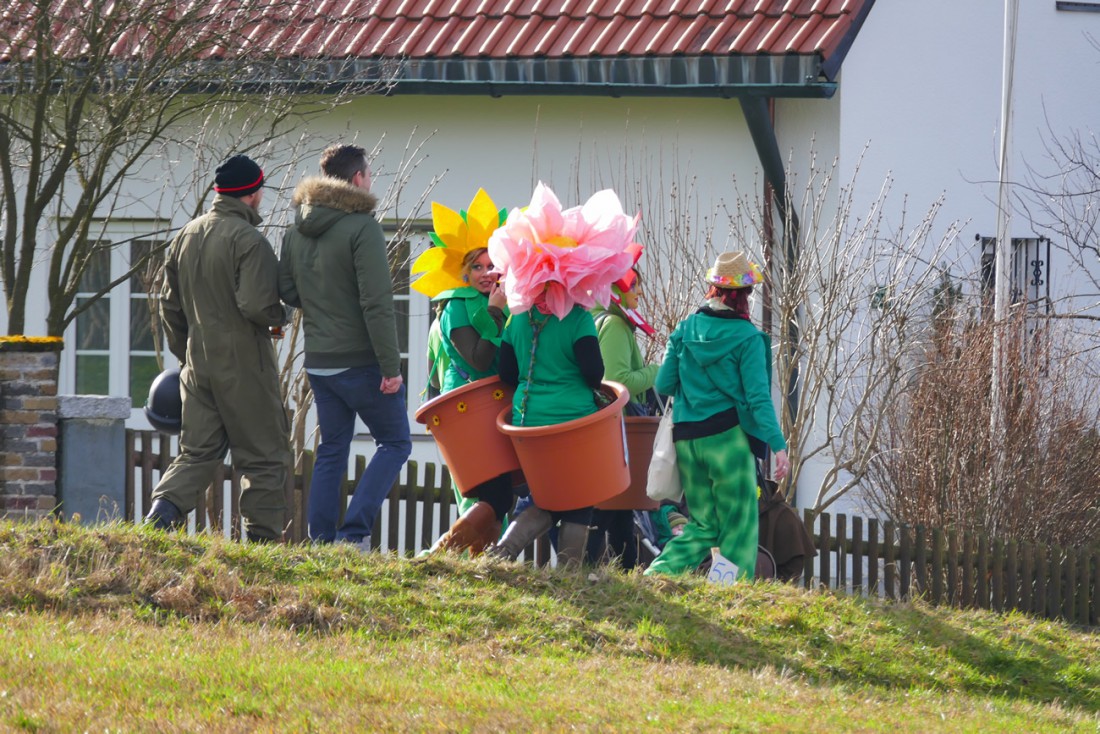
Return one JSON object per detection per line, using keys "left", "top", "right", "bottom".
{"left": 646, "top": 400, "right": 683, "bottom": 503}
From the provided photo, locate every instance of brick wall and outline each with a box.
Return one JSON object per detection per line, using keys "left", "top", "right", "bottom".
{"left": 0, "top": 339, "right": 63, "bottom": 521}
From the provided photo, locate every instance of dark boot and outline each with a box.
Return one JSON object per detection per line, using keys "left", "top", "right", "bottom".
{"left": 556, "top": 521, "right": 590, "bottom": 569}
{"left": 143, "top": 498, "right": 184, "bottom": 531}
{"left": 427, "top": 502, "right": 501, "bottom": 556}
{"left": 487, "top": 504, "right": 553, "bottom": 561}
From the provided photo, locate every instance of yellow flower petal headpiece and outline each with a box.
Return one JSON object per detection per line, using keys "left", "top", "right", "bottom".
{"left": 410, "top": 188, "right": 507, "bottom": 298}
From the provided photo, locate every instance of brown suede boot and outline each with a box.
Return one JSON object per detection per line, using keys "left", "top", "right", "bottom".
{"left": 427, "top": 501, "right": 500, "bottom": 556}
{"left": 555, "top": 521, "right": 590, "bottom": 569}
{"left": 487, "top": 504, "right": 553, "bottom": 561}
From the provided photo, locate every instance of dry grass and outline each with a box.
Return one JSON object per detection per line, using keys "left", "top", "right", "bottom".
{"left": 1, "top": 520, "right": 1098, "bottom": 732}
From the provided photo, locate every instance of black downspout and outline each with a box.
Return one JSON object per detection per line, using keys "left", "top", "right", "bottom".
{"left": 740, "top": 96, "right": 801, "bottom": 434}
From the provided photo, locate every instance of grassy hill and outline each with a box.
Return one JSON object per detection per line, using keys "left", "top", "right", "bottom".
{"left": 0, "top": 520, "right": 1097, "bottom": 732}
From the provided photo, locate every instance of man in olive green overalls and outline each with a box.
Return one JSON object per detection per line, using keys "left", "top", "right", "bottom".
{"left": 144, "top": 155, "right": 291, "bottom": 542}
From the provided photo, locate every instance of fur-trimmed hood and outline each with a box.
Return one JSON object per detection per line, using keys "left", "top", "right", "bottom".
{"left": 290, "top": 176, "right": 378, "bottom": 239}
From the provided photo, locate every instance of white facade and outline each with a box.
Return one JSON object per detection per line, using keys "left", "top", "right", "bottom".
{"left": 838, "top": 1, "right": 1100, "bottom": 315}
{"left": 19, "top": 2, "right": 1100, "bottom": 512}
{"left": 25, "top": 93, "right": 828, "bottom": 495}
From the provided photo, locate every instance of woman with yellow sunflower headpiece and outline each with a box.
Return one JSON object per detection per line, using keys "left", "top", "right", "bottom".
{"left": 413, "top": 189, "right": 514, "bottom": 555}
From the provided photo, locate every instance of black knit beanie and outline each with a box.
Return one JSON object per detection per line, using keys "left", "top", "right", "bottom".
{"left": 214, "top": 154, "right": 264, "bottom": 197}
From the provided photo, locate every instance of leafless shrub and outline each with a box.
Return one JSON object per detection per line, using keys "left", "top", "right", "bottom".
{"left": 861, "top": 303, "right": 1100, "bottom": 547}
{"left": 722, "top": 147, "right": 970, "bottom": 512}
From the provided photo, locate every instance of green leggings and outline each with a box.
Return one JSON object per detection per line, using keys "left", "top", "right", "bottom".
{"left": 643, "top": 425, "right": 758, "bottom": 580}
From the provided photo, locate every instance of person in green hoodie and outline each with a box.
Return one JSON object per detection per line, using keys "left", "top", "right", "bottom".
{"left": 587, "top": 267, "right": 659, "bottom": 570}
{"left": 644, "top": 251, "right": 790, "bottom": 580}
{"left": 278, "top": 144, "right": 411, "bottom": 549}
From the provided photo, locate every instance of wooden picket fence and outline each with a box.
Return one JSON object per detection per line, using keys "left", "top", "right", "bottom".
{"left": 124, "top": 429, "right": 555, "bottom": 564}
{"left": 801, "top": 512, "right": 1098, "bottom": 627}
{"left": 126, "top": 429, "right": 1098, "bottom": 626}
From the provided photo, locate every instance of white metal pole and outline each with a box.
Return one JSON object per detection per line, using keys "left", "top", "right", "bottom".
{"left": 992, "top": 0, "right": 1019, "bottom": 442}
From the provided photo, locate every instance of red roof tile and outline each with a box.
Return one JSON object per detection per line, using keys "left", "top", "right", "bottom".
{"left": 2, "top": 0, "right": 872, "bottom": 63}
{"left": 1, "top": 0, "right": 875, "bottom": 95}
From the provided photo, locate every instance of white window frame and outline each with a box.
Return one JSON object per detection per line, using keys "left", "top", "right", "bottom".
{"left": 59, "top": 219, "right": 173, "bottom": 429}
{"left": 385, "top": 225, "right": 432, "bottom": 428}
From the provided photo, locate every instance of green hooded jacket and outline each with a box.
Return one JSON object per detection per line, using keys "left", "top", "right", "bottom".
{"left": 592, "top": 304, "right": 658, "bottom": 404}
{"left": 278, "top": 177, "right": 401, "bottom": 376}
{"left": 655, "top": 310, "right": 786, "bottom": 452}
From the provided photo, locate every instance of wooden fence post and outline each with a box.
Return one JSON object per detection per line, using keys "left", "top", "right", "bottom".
{"left": 961, "top": 529, "right": 974, "bottom": 608}
{"left": 931, "top": 528, "right": 945, "bottom": 605}
{"left": 883, "top": 521, "right": 896, "bottom": 601}
{"left": 803, "top": 508, "right": 816, "bottom": 589}
{"left": 915, "top": 525, "right": 927, "bottom": 599}
{"left": 1020, "top": 541, "right": 1034, "bottom": 614}
{"left": 868, "top": 518, "right": 880, "bottom": 596}
{"left": 1035, "top": 545, "right": 1048, "bottom": 617}
{"left": 836, "top": 513, "right": 847, "bottom": 592}
{"left": 899, "top": 524, "right": 911, "bottom": 600}
{"left": 947, "top": 528, "right": 958, "bottom": 607}
{"left": 125, "top": 430, "right": 136, "bottom": 519}
{"left": 852, "top": 515, "right": 864, "bottom": 596}
{"left": 1005, "top": 539, "right": 1018, "bottom": 613}
{"left": 977, "top": 534, "right": 989, "bottom": 610}
{"left": 991, "top": 539, "right": 1004, "bottom": 613}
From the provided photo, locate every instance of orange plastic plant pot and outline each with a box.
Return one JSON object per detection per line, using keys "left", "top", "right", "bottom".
{"left": 414, "top": 376, "right": 521, "bottom": 497}
{"left": 595, "top": 415, "right": 661, "bottom": 511}
{"left": 496, "top": 381, "right": 631, "bottom": 512}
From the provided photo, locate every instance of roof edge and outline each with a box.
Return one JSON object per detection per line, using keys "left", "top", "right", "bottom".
{"left": 379, "top": 55, "right": 836, "bottom": 99}
{"left": 0, "top": 55, "right": 840, "bottom": 99}
{"left": 820, "top": 0, "right": 878, "bottom": 81}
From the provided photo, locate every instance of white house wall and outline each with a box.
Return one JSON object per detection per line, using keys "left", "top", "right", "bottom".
{"left": 829, "top": 1, "right": 1100, "bottom": 516}
{"left": 34, "top": 91, "right": 835, "bottom": 491}
{"left": 839, "top": 1, "right": 1100, "bottom": 317}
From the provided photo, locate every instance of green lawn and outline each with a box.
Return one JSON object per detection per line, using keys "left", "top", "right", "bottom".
{"left": 1, "top": 521, "right": 1096, "bottom": 732}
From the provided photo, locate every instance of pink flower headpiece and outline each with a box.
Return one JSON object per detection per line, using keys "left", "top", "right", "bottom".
{"left": 487, "top": 182, "right": 639, "bottom": 319}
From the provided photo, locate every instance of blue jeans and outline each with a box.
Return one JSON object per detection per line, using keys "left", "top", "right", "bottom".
{"left": 307, "top": 366, "right": 412, "bottom": 543}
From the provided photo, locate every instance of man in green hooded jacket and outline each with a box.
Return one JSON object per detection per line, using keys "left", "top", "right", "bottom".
{"left": 278, "top": 144, "right": 410, "bottom": 548}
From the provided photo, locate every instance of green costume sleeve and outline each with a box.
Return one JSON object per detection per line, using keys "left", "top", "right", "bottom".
{"left": 738, "top": 333, "right": 787, "bottom": 452}
{"left": 655, "top": 324, "right": 682, "bottom": 398}
{"left": 596, "top": 312, "right": 658, "bottom": 401}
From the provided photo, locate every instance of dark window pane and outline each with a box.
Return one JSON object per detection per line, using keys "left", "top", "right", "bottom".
{"left": 75, "top": 355, "right": 110, "bottom": 395}
{"left": 78, "top": 244, "right": 111, "bottom": 293}
{"left": 400, "top": 357, "right": 409, "bottom": 410}
{"left": 130, "top": 356, "right": 160, "bottom": 409}
{"left": 130, "top": 300, "right": 156, "bottom": 352}
{"left": 130, "top": 239, "right": 164, "bottom": 292}
{"left": 76, "top": 297, "right": 110, "bottom": 350}
{"left": 390, "top": 239, "right": 410, "bottom": 295}
{"left": 394, "top": 298, "right": 409, "bottom": 354}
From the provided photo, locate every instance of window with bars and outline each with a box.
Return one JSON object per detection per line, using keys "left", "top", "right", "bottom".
{"left": 977, "top": 235, "right": 1051, "bottom": 313}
